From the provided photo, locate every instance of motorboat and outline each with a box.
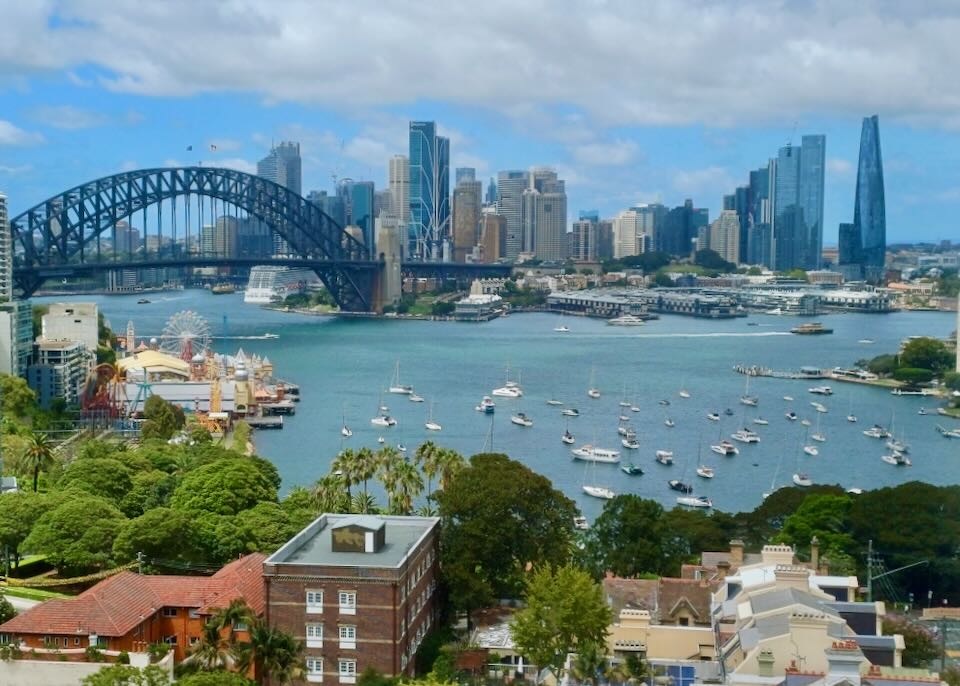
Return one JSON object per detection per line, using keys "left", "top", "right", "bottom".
{"left": 811, "top": 432, "right": 826, "bottom": 443}
{"left": 546, "top": 399, "right": 564, "bottom": 406}
{"left": 792, "top": 472, "right": 813, "bottom": 487}
{"left": 785, "top": 411, "right": 798, "bottom": 421}
{"left": 881, "top": 452, "right": 912, "bottom": 466}
{"left": 630, "top": 405, "right": 641, "bottom": 412}
{"left": 677, "top": 495, "right": 713, "bottom": 508}
{"left": 621, "top": 437, "right": 640, "bottom": 450}
{"left": 767, "top": 307, "right": 783, "bottom": 315}
{"left": 510, "top": 412, "right": 534, "bottom": 427}
{"left": 619, "top": 414, "right": 630, "bottom": 422}
{"left": 572, "top": 445, "right": 621, "bottom": 463}
{"left": 475, "top": 396, "right": 496, "bottom": 414}
{"left": 707, "top": 412, "right": 720, "bottom": 422}
{"left": 137, "top": 298, "right": 151, "bottom": 304}
{"left": 863, "top": 425, "right": 891, "bottom": 439}
{"left": 619, "top": 400, "right": 631, "bottom": 407}
{"left": 664, "top": 418, "right": 675, "bottom": 428}
{"left": 679, "top": 389, "right": 691, "bottom": 399}
{"left": 397, "top": 443, "right": 407, "bottom": 453}
{"left": 803, "top": 445, "right": 819, "bottom": 456}
{"left": 696, "top": 465, "right": 715, "bottom": 479}
{"left": 617, "top": 424, "right": 631, "bottom": 436}
{"left": 379, "top": 404, "right": 390, "bottom": 412}
{"left": 711, "top": 441, "right": 739, "bottom": 456}
{"left": 621, "top": 463, "right": 644, "bottom": 475}
{"left": 740, "top": 396, "right": 759, "bottom": 407}
{"left": 808, "top": 386, "right": 833, "bottom": 395}
{"left": 847, "top": 414, "right": 858, "bottom": 423}
{"left": 937, "top": 425, "right": 960, "bottom": 439}
{"left": 659, "top": 399, "right": 671, "bottom": 406}
{"left": 587, "top": 388, "right": 601, "bottom": 399}
{"left": 409, "top": 393, "right": 425, "bottom": 403}
{"left": 753, "top": 417, "right": 769, "bottom": 426}
{"left": 388, "top": 362, "right": 414, "bottom": 395}
{"left": 554, "top": 325, "right": 570, "bottom": 332}
{"left": 669, "top": 480, "right": 694, "bottom": 493}
{"left": 607, "top": 314, "right": 646, "bottom": 326}
{"left": 573, "top": 516, "right": 589, "bottom": 530}
{"left": 655, "top": 450, "right": 674, "bottom": 465}
{"left": 783, "top": 395, "right": 794, "bottom": 401}
{"left": 801, "top": 419, "right": 812, "bottom": 427}
{"left": 583, "top": 485, "right": 616, "bottom": 499}
{"left": 371, "top": 414, "right": 397, "bottom": 427}
{"left": 847, "top": 487, "right": 864, "bottom": 495}
{"left": 562, "top": 408, "right": 580, "bottom": 417}
{"left": 918, "top": 408, "right": 928, "bottom": 416}
{"left": 562, "top": 430, "right": 576, "bottom": 445}
{"left": 731, "top": 429, "right": 760, "bottom": 444}
{"left": 811, "top": 402, "right": 828, "bottom": 413}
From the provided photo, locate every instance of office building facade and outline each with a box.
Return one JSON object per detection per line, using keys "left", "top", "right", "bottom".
{"left": 258, "top": 141, "right": 302, "bottom": 256}
{"left": 408, "top": 122, "right": 449, "bottom": 260}
{"left": 0, "top": 299, "right": 32, "bottom": 377}
{"left": 452, "top": 179, "right": 483, "bottom": 262}
{"left": 848, "top": 115, "right": 886, "bottom": 283}
{"left": 522, "top": 168, "right": 567, "bottom": 261}
{"left": 0, "top": 193, "right": 11, "bottom": 301}
{"left": 708, "top": 210, "right": 741, "bottom": 264}
{"left": 572, "top": 218, "right": 597, "bottom": 261}
{"left": 772, "top": 136, "right": 825, "bottom": 271}
{"left": 496, "top": 170, "right": 529, "bottom": 260}
{"left": 659, "top": 200, "right": 709, "bottom": 256}
{"left": 388, "top": 155, "right": 410, "bottom": 227}
{"left": 264, "top": 514, "right": 441, "bottom": 682}
{"left": 479, "top": 212, "right": 506, "bottom": 263}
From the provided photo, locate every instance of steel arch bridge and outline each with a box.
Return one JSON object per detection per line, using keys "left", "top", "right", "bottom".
{"left": 9, "top": 166, "right": 382, "bottom": 310}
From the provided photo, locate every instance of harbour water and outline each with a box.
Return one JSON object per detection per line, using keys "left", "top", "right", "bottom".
{"left": 38, "top": 290, "right": 959, "bottom": 519}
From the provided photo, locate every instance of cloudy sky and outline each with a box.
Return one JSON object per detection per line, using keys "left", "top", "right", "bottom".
{"left": 1, "top": 0, "right": 959, "bottom": 243}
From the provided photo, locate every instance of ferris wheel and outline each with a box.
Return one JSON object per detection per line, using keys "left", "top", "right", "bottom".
{"left": 160, "top": 310, "right": 211, "bottom": 361}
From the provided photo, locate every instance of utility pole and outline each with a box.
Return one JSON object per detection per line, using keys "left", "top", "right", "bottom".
{"left": 865, "top": 539, "right": 929, "bottom": 603}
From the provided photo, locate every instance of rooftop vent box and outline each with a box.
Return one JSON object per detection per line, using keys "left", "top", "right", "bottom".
{"left": 332, "top": 516, "right": 386, "bottom": 553}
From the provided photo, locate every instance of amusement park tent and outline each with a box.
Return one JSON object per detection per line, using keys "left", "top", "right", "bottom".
{"left": 118, "top": 350, "right": 190, "bottom": 381}
{"left": 121, "top": 380, "right": 238, "bottom": 414}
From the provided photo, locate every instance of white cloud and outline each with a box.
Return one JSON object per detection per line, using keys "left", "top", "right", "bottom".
{"left": 3, "top": 2, "right": 960, "bottom": 129}
{"left": 672, "top": 166, "right": 737, "bottom": 195}
{"left": 827, "top": 158, "right": 854, "bottom": 175}
{"left": 0, "top": 120, "right": 44, "bottom": 146}
{"left": 572, "top": 140, "right": 639, "bottom": 167}
{"left": 0, "top": 164, "right": 32, "bottom": 175}
{"left": 31, "top": 104, "right": 108, "bottom": 130}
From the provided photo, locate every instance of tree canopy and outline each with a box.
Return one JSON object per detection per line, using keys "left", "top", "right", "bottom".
{"left": 170, "top": 458, "right": 278, "bottom": 515}
{"left": 24, "top": 493, "right": 128, "bottom": 574}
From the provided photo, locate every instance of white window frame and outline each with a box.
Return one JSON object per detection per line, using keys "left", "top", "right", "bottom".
{"left": 306, "top": 623, "right": 324, "bottom": 648}
{"left": 338, "top": 591, "right": 356, "bottom": 615}
{"left": 307, "top": 657, "right": 324, "bottom": 683}
{"left": 339, "top": 625, "right": 356, "bottom": 649}
{"left": 306, "top": 589, "right": 324, "bottom": 614}
{"left": 339, "top": 658, "right": 357, "bottom": 684}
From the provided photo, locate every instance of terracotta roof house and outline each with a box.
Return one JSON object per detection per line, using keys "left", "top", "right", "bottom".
{"left": 0, "top": 554, "right": 266, "bottom": 662}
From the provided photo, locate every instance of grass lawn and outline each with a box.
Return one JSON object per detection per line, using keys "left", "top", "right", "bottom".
{"left": 1, "top": 585, "right": 71, "bottom": 600}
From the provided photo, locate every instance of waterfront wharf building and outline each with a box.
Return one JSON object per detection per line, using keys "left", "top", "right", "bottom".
{"left": 264, "top": 514, "right": 441, "bottom": 683}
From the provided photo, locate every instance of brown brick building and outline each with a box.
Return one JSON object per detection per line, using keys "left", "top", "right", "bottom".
{"left": 264, "top": 514, "right": 441, "bottom": 685}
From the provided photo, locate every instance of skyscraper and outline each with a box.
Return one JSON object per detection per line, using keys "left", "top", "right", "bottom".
{"left": 485, "top": 178, "right": 497, "bottom": 205}
{"left": 346, "top": 181, "right": 376, "bottom": 249}
{"left": 522, "top": 168, "right": 567, "bottom": 261}
{"left": 772, "top": 135, "right": 825, "bottom": 271}
{"left": 1, "top": 192, "right": 13, "bottom": 301}
{"left": 496, "top": 170, "right": 529, "bottom": 260}
{"left": 388, "top": 155, "right": 410, "bottom": 226}
{"left": 659, "top": 200, "right": 709, "bottom": 256}
{"left": 408, "top": 122, "right": 449, "bottom": 260}
{"left": 708, "top": 210, "right": 741, "bottom": 264}
{"left": 613, "top": 209, "right": 643, "bottom": 258}
{"left": 852, "top": 115, "right": 886, "bottom": 283}
{"left": 455, "top": 167, "right": 476, "bottom": 185}
{"left": 258, "top": 141, "right": 302, "bottom": 255}
{"left": 479, "top": 212, "right": 506, "bottom": 263}
{"left": 452, "top": 177, "right": 482, "bottom": 262}
{"left": 571, "top": 218, "right": 597, "bottom": 261}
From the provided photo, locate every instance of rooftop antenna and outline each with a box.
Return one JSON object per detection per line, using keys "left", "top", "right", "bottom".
{"left": 787, "top": 121, "right": 798, "bottom": 148}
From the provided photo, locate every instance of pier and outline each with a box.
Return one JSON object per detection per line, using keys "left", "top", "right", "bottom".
{"left": 246, "top": 416, "right": 284, "bottom": 430}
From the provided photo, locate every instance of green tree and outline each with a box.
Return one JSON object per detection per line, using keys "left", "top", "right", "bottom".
{"left": 237, "top": 501, "right": 298, "bottom": 553}
{"left": 113, "top": 507, "right": 199, "bottom": 562}
{"left": 280, "top": 486, "right": 318, "bottom": 531}
{"left": 142, "top": 395, "right": 185, "bottom": 440}
{"left": 0, "top": 374, "right": 37, "bottom": 419}
{"left": 435, "top": 448, "right": 465, "bottom": 491}
{"left": 0, "top": 592, "right": 15, "bottom": 624}
{"left": 0, "top": 491, "right": 58, "bottom": 570}
{"left": 191, "top": 512, "right": 258, "bottom": 563}
{"left": 188, "top": 620, "right": 232, "bottom": 671}
{"left": 212, "top": 598, "right": 255, "bottom": 646}
{"left": 415, "top": 441, "right": 440, "bottom": 495}
{"left": 653, "top": 271, "right": 674, "bottom": 288}
{"left": 58, "top": 457, "right": 135, "bottom": 505}
{"left": 569, "top": 641, "right": 609, "bottom": 686}
{"left": 170, "top": 459, "right": 277, "bottom": 516}
{"left": 331, "top": 449, "right": 362, "bottom": 499}
{"left": 431, "top": 301, "right": 455, "bottom": 317}
{"left": 80, "top": 664, "right": 170, "bottom": 686}
{"left": 944, "top": 371, "right": 960, "bottom": 392}
{"left": 435, "top": 453, "right": 577, "bottom": 617}
{"left": 23, "top": 431, "right": 55, "bottom": 492}
{"left": 232, "top": 421, "right": 252, "bottom": 452}
{"left": 694, "top": 249, "right": 735, "bottom": 272}
{"left": 311, "top": 472, "right": 350, "bottom": 513}
{"left": 867, "top": 354, "right": 900, "bottom": 376}
{"left": 583, "top": 495, "right": 667, "bottom": 578}
{"left": 883, "top": 616, "right": 940, "bottom": 667}
{"left": 389, "top": 458, "right": 424, "bottom": 515}
{"left": 510, "top": 564, "right": 611, "bottom": 680}
{"left": 31, "top": 304, "right": 49, "bottom": 339}
{"left": 233, "top": 620, "right": 305, "bottom": 685}
{"left": 120, "top": 470, "right": 177, "bottom": 517}
{"left": 778, "top": 494, "right": 855, "bottom": 561}
{"left": 661, "top": 508, "right": 740, "bottom": 574}
{"left": 178, "top": 672, "right": 255, "bottom": 686}
{"left": 893, "top": 367, "right": 935, "bottom": 385}
{"left": 24, "top": 493, "right": 127, "bottom": 574}
{"left": 901, "top": 337, "right": 953, "bottom": 373}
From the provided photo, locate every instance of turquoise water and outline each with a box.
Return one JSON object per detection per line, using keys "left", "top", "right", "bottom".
{"left": 38, "top": 290, "right": 959, "bottom": 518}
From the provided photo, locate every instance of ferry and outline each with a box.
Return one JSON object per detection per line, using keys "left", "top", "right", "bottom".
{"left": 607, "top": 314, "right": 646, "bottom": 326}
{"left": 244, "top": 265, "right": 320, "bottom": 304}
{"left": 791, "top": 322, "right": 833, "bottom": 335}
{"left": 211, "top": 283, "right": 236, "bottom": 295}
{"left": 572, "top": 445, "right": 621, "bottom": 463}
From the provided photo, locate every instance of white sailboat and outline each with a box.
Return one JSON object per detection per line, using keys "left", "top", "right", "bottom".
{"left": 811, "top": 413, "right": 826, "bottom": 443}
{"left": 492, "top": 366, "right": 523, "bottom": 398}
{"left": 792, "top": 430, "right": 813, "bottom": 486}
{"left": 340, "top": 405, "right": 353, "bottom": 438}
{"left": 388, "top": 361, "right": 414, "bottom": 395}
{"left": 581, "top": 451, "right": 616, "bottom": 499}
{"left": 587, "top": 366, "right": 601, "bottom": 399}
{"left": 370, "top": 391, "right": 397, "bottom": 427}
{"left": 740, "top": 375, "right": 758, "bottom": 406}
{"left": 695, "top": 439, "right": 714, "bottom": 479}
{"left": 425, "top": 402, "right": 442, "bottom": 432}
{"left": 562, "top": 418, "right": 576, "bottom": 445}
{"left": 409, "top": 393, "right": 425, "bottom": 403}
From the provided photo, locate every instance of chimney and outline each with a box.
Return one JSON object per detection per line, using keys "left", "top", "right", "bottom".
{"left": 810, "top": 536, "right": 820, "bottom": 571}
{"left": 824, "top": 640, "right": 866, "bottom": 686}
{"left": 717, "top": 560, "right": 731, "bottom": 580}
{"left": 729, "top": 539, "right": 744, "bottom": 567}
{"left": 774, "top": 564, "right": 812, "bottom": 590}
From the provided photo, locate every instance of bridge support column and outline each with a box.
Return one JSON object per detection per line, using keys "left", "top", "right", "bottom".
{"left": 373, "top": 224, "right": 402, "bottom": 313}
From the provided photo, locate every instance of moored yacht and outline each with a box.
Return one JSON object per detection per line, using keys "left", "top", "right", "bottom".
{"left": 510, "top": 412, "right": 533, "bottom": 427}
{"left": 669, "top": 479, "right": 693, "bottom": 493}
{"left": 808, "top": 386, "right": 833, "bottom": 395}
{"left": 607, "top": 314, "right": 645, "bottom": 326}
{"left": 622, "top": 437, "right": 640, "bottom": 450}
{"left": 371, "top": 414, "right": 397, "bottom": 427}
{"left": 881, "top": 452, "right": 912, "bottom": 466}
{"left": 792, "top": 472, "right": 813, "bottom": 487}
{"left": 677, "top": 495, "right": 712, "bottom": 508}
{"left": 388, "top": 362, "right": 414, "bottom": 395}
{"left": 562, "top": 408, "right": 580, "bottom": 417}
{"left": 753, "top": 417, "right": 769, "bottom": 425}
{"left": 572, "top": 445, "right": 621, "bottom": 463}
{"left": 707, "top": 412, "right": 720, "bottom": 422}
{"left": 409, "top": 393, "right": 425, "bottom": 403}
{"left": 803, "top": 445, "right": 819, "bottom": 456}
{"left": 475, "top": 396, "right": 496, "bottom": 414}
{"left": 731, "top": 428, "right": 760, "bottom": 444}
{"left": 711, "top": 440, "right": 739, "bottom": 456}
{"left": 863, "top": 425, "right": 891, "bottom": 439}
{"left": 562, "top": 430, "right": 576, "bottom": 445}
{"left": 583, "top": 485, "right": 616, "bottom": 499}
{"left": 655, "top": 450, "right": 674, "bottom": 465}
{"left": 696, "top": 465, "right": 715, "bottom": 479}
{"left": 621, "top": 463, "right": 644, "bottom": 475}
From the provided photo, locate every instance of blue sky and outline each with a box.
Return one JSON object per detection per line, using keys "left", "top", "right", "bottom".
{"left": 2, "top": 1, "right": 959, "bottom": 244}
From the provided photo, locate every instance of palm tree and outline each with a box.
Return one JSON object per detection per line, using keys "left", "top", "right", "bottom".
{"left": 23, "top": 432, "right": 54, "bottom": 492}
{"left": 414, "top": 441, "right": 440, "bottom": 495}
{"left": 355, "top": 447, "right": 377, "bottom": 495}
{"left": 330, "top": 449, "right": 359, "bottom": 499}
{"left": 350, "top": 491, "right": 379, "bottom": 514}
{"left": 234, "top": 620, "right": 304, "bottom": 685}
{"left": 570, "top": 641, "right": 608, "bottom": 686}
{"left": 436, "top": 448, "right": 466, "bottom": 491}
{"left": 189, "top": 619, "right": 232, "bottom": 671}
{"left": 312, "top": 472, "right": 350, "bottom": 513}
{"left": 376, "top": 446, "right": 402, "bottom": 505}
{"left": 212, "top": 598, "right": 255, "bottom": 646}
{"left": 390, "top": 459, "right": 424, "bottom": 515}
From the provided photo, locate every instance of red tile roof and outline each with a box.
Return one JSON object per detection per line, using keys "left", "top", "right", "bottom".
{"left": 0, "top": 554, "right": 267, "bottom": 638}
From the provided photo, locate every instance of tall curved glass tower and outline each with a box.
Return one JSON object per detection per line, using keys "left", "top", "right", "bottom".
{"left": 853, "top": 115, "right": 886, "bottom": 282}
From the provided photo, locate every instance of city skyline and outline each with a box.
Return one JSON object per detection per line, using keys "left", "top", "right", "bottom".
{"left": 0, "top": 3, "right": 958, "bottom": 244}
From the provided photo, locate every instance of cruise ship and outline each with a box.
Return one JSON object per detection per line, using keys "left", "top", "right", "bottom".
{"left": 244, "top": 266, "right": 321, "bottom": 304}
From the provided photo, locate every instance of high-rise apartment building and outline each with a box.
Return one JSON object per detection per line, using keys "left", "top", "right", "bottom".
{"left": 258, "top": 141, "right": 302, "bottom": 256}
{"left": 496, "top": 170, "right": 529, "bottom": 260}
{"left": 571, "top": 218, "right": 597, "bottom": 261}
{"left": 479, "top": 212, "right": 506, "bottom": 263}
{"left": 709, "top": 210, "right": 741, "bottom": 264}
{"left": 613, "top": 205, "right": 664, "bottom": 258}
{"left": 848, "top": 115, "right": 886, "bottom": 283}
{"left": 408, "top": 122, "right": 449, "bottom": 260}
{"left": 452, "top": 178, "right": 482, "bottom": 262}
{"left": 200, "top": 217, "right": 239, "bottom": 258}
{"left": 0, "top": 193, "right": 12, "bottom": 301}
{"left": 772, "top": 136, "right": 825, "bottom": 271}
{"left": 113, "top": 220, "right": 141, "bottom": 255}
{"left": 388, "top": 155, "right": 410, "bottom": 227}
{"left": 522, "top": 168, "right": 567, "bottom": 261}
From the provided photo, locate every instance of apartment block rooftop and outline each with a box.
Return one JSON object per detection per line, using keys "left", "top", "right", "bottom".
{"left": 265, "top": 514, "right": 439, "bottom": 569}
